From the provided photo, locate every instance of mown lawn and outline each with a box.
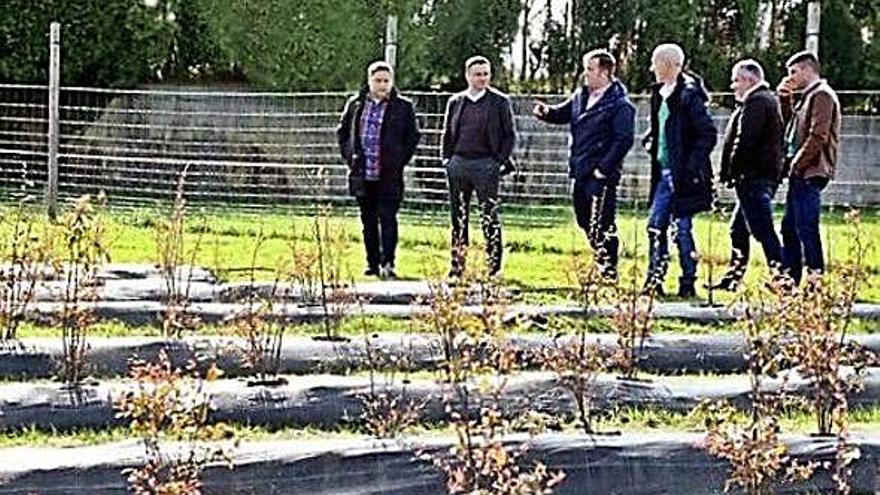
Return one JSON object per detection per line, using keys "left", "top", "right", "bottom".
{"left": 5, "top": 405, "right": 880, "bottom": 448}
{"left": 99, "top": 204, "right": 880, "bottom": 302}
{"left": 13, "top": 315, "right": 880, "bottom": 339}
{"left": 3, "top": 202, "right": 878, "bottom": 302}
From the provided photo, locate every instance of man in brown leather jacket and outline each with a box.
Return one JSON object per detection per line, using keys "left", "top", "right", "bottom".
{"left": 776, "top": 51, "right": 841, "bottom": 284}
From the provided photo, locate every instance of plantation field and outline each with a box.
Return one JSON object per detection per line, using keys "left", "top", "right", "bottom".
{"left": 1, "top": 200, "right": 879, "bottom": 494}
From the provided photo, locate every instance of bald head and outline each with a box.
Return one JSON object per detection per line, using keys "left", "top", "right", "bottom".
{"left": 651, "top": 43, "right": 685, "bottom": 84}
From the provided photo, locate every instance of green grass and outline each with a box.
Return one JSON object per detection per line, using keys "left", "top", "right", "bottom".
{"left": 595, "top": 405, "right": 880, "bottom": 435}
{"left": 5, "top": 405, "right": 880, "bottom": 449}
{"left": 11, "top": 314, "right": 879, "bottom": 339}
{"left": 0, "top": 423, "right": 359, "bottom": 449}
{"left": 84, "top": 205, "right": 880, "bottom": 303}
{"left": 2, "top": 203, "right": 878, "bottom": 303}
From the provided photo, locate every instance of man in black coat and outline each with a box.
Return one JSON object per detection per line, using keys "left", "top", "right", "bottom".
{"left": 337, "top": 61, "right": 421, "bottom": 279}
{"left": 441, "top": 55, "right": 516, "bottom": 277}
{"left": 643, "top": 44, "right": 717, "bottom": 298}
{"left": 712, "top": 59, "right": 784, "bottom": 290}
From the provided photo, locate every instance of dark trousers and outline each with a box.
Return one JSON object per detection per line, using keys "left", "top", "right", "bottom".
{"left": 781, "top": 176, "right": 827, "bottom": 283}
{"left": 357, "top": 186, "right": 401, "bottom": 270}
{"left": 572, "top": 176, "right": 618, "bottom": 273}
{"left": 447, "top": 155, "right": 502, "bottom": 274}
{"left": 726, "top": 179, "right": 783, "bottom": 277}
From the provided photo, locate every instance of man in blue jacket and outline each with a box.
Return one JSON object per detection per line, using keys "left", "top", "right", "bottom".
{"left": 533, "top": 49, "right": 635, "bottom": 280}
{"left": 642, "top": 44, "right": 717, "bottom": 298}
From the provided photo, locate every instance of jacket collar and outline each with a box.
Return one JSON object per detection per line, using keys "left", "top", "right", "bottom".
{"left": 652, "top": 72, "right": 709, "bottom": 103}
{"left": 802, "top": 78, "right": 824, "bottom": 96}
{"left": 575, "top": 78, "right": 627, "bottom": 120}
{"left": 794, "top": 78, "right": 827, "bottom": 111}
{"left": 738, "top": 81, "right": 769, "bottom": 103}
{"left": 357, "top": 85, "right": 398, "bottom": 102}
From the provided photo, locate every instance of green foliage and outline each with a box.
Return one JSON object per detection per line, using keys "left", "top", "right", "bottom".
{"left": 415, "top": 0, "right": 522, "bottom": 89}
{"left": 197, "top": 0, "right": 382, "bottom": 90}
{"left": 0, "top": 1, "right": 875, "bottom": 90}
{"left": 821, "top": 0, "right": 868, "bottom": 89}
{"left": 0, "top": 0, "right": 180, "bottom": 87}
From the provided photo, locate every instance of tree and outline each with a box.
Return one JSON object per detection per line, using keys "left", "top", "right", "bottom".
{"left": 0, "top": 0, "right": 179, "bottom": 87}
{"left": 197, "top": 0, "right": 381, "bottom": 90}
{"left": 405, "top": 0, "right": 522, "bottom": 89}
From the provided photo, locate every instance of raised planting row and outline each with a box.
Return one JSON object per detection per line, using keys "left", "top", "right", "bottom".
{"left": 1, "top": 432, "right": 878, "bottom": 494}
{"left": 2, "top": 370, "right": 880, "bottom": 431}
{"left": 4, "top": 331, "right": 880, "bottom": 380}
{"left": 10, "top": 263, "right": 880, "bottom": 324}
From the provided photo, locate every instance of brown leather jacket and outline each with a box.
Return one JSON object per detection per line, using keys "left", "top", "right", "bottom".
{"left": 780, "top": 79, "right": 841, "bottom": 180}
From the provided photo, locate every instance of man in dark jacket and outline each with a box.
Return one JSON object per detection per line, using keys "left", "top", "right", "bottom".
{"left": 643, "top": 44, "right": 717, "bottom": 298}
{"left": 533, "top": 49, "right": 635, "bottom": 279}
{"left": 712, "top": 59, "right": 784, "bottom": 290}
{"left": 337, "top": 61, "right": 420, "bottom": 279}
{"left": 441, "top": 55, "right": 516, "bottom": 277}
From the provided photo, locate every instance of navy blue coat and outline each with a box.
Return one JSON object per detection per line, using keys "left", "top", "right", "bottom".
{"left": 539, "top": 79, "right": 635, "bottom": 182}
{"left": 337, "top": 87, "right": 421, "bottom": 199}
{"left": 645, "top": 73, "right": 717, "bottom": 217}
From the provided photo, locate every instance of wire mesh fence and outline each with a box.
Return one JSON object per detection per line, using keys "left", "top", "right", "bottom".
{"left": 1, "top": 84, "right": 878, "bottom": 213}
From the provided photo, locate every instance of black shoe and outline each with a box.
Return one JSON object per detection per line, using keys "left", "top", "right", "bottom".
{"left": 677, "top": 284, "right": 697, "bottom": 298}
{"left": 448, "top": 267, "right": 463, "bottom": 279}
{"left": 600, "top": 266, "right": 618, "bottom": 284}
{"left": 707, "top": 276, "right": 740, "bottom": 292}
{"left": 764, "top": 273, "right": 795, "bottom": 294}
{"left": 641, "top": 283, "right": 665, "bottom": 298}
{"left": 364, "top": 266, "right": 380, "bottom": 277}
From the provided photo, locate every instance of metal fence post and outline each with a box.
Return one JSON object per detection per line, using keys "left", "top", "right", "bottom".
{"left": 385, "top": 15, "right": 398, "bottom": 68}
{"left": 46, "top": 21, "right": 60, "bottom": 220}
{"left": 806, "top": 1, "right": 821, "bottom": 54}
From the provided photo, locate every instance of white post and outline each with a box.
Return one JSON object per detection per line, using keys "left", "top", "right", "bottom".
{"left": 385, "top": 15, "right": 398, "bottom": 68}
{"left": 47, "top": 21, "right": 60, "bottom": 220}
{"left": 806, "top": 1, "right": 821, "bottom": 54}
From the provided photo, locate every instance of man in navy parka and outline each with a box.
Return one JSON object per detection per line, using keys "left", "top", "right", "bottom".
{"left": 534, "top": 49, "right": 636, "bottom": 280}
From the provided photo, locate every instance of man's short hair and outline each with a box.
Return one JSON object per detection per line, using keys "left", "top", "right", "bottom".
{"left": 652, "top": 43, "right": 685, "bottom": 67}
{"left": 786, "top": 50, "right": 820, "bottom": 73}
{"left": 367, "top": 61, "right": 394, "bottom": 77}
{"left": 733, "top": 59, "right": 764, "bottom": 81}
{"left": 583, "top": 49, "right": 616, "bottom": 78}
{"left": 464, "top": 55, "right": 491, "bottom": 73}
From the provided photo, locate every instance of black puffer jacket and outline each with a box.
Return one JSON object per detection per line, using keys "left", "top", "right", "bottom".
{"left": 645, "top": 72, "right": 718, "bottom": 217}
{"left": 337, "top": 87, "right": 421, "bottom": 198}
{"left": 720, "top": 83, "right": 784, "bottom": 185}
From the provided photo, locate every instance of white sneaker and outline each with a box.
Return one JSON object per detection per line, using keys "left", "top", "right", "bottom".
{"left": 379, "top": 263, "right": 396, "bottom": 280}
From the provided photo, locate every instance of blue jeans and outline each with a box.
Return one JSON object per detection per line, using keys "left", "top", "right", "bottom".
{"left": 727, "top": 179, "right": 783, "bottom": 277}
{"left": 647, "top": 169, "right": 697, "bottom": 286}
{"left": 572, "top": 176, "right": 618, "bottom": 274}
{"left": 781, "top": 176, "right": 826, "bottom": 283}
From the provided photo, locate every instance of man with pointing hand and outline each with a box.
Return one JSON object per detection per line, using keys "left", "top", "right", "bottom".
{"left": 533, "top": 49, "right": 635, "bottom": 280}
